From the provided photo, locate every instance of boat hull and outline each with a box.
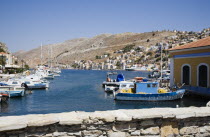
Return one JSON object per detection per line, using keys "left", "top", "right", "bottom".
{"left": 0, "top": 90, "right": 25, "bottom": 97}
{"left": 24, "top": 82, "right": 48, "bottom": 89}
{"left": 102, "top": 81, "right": 120, "bottom": 88}
{"left": 27, "top": 85, "right": 47, "bottom": 89}
{"left": 114, "top": 89, "right": 185, "bottom": 101}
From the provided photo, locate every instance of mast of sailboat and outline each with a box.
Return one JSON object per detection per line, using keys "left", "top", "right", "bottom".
{"left": 51, "top": 45, "right": 53, "bottom": 68}
{"left": 41, "top": 42, "right": 43, "bottom": 65}
{"left": 160, "top": 43, "right": 163, "bottom": 84}
{"left": 48, "top": 45, "right": 50, "bottom": 67}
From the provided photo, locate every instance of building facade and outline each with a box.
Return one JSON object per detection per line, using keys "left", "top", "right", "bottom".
{"left": 0, "top": 52, "right": 20, "bottom": 70}
{"left": 169, "top": 36, "right": 210, "bottom": 97}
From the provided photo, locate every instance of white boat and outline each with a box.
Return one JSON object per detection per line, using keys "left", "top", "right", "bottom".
{"left": 125, "top": 65, "right": 149, "bottom": 71}
{"left": 36, "top": 69, "right": 54, "bottom": 80}
{"left": 0, "top": 86, "right": 25, "bottom": 97}
{"left": 23, "top": 80, "right": 49, "bottom": 89}
{"left": 51, "top": 67, "right": 61, "bottom": 74}
{"left": 52, "top": 73, "right": 60, "bottom": 77}
{"left": 3, "top": 78, "right": 49, "bottom": 89}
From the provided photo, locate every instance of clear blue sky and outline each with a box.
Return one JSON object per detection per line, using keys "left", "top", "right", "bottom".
{"left": 0, "top": 0, "right": 210, "bottom": 52}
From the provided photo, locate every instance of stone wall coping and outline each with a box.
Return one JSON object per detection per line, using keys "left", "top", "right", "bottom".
{"left": 0, "top": 107, "right": 210, "bottom": 132}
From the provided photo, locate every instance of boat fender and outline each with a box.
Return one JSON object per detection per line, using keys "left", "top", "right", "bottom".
{"left": 158, "top": 88, "right": 168, "bottom": 93}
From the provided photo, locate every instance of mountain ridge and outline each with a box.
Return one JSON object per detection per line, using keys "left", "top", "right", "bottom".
{"left": 14, "top": 31, "right": 177, "bottom": 68}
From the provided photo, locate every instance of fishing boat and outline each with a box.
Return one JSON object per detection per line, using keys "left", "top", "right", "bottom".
{"left": 113, "top": 81, "right": 185, "bottom": 101}
{"left": 0, "top": 86, "right": 25, "bottom": 97}
{"left": 102, "top": 72, "right": 125, "bottom": 88}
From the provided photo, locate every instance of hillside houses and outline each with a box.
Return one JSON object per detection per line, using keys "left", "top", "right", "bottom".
{"left": 70, "top": 28, "right": 210, "bottom": 70}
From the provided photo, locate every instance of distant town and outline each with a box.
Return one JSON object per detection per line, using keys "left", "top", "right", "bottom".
{"left": 71, "top": 28, "right": 210, "bottom": 71}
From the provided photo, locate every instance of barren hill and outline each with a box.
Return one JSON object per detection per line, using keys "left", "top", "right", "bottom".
{"left": 14, "top": 31, "right": 176, "bottom": 68}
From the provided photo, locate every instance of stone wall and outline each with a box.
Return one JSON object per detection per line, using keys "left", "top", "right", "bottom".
{"left": 0, "top": 107, "right": 210, "bottom": 137}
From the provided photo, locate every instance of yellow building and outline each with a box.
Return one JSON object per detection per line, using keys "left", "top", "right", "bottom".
{"left": 169, "top": 36, "right": 210, "bottom": 97}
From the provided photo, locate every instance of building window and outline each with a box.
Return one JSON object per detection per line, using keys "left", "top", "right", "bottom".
{"left": 197, "top": 63, "right": 209, "bottom": 87}
{"left": 181, "top": 64, "right": 191, "bottom": 85}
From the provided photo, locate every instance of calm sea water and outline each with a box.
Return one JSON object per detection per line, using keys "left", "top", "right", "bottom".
{"left": 0, "top": 69, "right": 209, "bottom": 116}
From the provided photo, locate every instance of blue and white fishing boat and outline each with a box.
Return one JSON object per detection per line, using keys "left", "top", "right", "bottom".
{"left": 114, "top": 81, "right": 185, "bottom": 101}
{"left": 0, "top": 86, "right": 25, "bottom": 97}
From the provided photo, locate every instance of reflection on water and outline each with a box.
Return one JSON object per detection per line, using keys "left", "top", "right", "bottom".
{"left": 1, "top": 102, "right": 9, "bottom": 113}
{"left": 114, "top": 95, "right": 209, "bottom": 109}
{"left": 0, "top": 69, "right": 209, "bottom": 116}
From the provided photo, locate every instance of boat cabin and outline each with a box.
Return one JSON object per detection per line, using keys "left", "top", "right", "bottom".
{"left": 119, "top": 82, "right": 134, "bottom": 89}
{"left": 106, "top": 72, "right": 125, "bottom": 82}
{"left": 118, "top": 81, "right": 159, "bottom": 94}
{"left": 135, "top": 82, "right": 159, "bottom": 94}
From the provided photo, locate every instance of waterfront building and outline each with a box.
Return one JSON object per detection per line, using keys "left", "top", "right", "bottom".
{"left": 0, "top": 52, "right": 20, "bottom": 71}
{"left": 169, "top": 36, "right": 210, "bottom": 97}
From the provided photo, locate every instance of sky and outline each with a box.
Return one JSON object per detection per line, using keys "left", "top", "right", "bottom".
{"left": 0, "top": 0, "right": 210, "bottom": 53}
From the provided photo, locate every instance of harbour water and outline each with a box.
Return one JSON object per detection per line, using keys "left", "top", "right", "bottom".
{"left": 0, "top": 69, "right": 209, "bottom": 116}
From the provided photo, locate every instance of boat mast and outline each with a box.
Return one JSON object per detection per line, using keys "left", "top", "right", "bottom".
{"left": 51, "top": 45, "right": 53, "bottom": 68}
{"left": 48, "top": 45, "right": 50, "bottom": 67}
{"left": 160, "top": 43, "right": 163, "bottom": 84}
{"left": 41, "top": 42, "right": 43, "bottom": 65}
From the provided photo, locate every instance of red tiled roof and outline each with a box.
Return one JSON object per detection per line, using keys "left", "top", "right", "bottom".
{"left": 0, "top": 52, "right": 7, "bottom": 55}
{"left": 169, "top": 36, "right": 210, "bottom": 51}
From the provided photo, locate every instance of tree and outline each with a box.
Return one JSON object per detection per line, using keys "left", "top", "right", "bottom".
{"left": 0, "top": 48, "right": 5, "bottom": 52}
{"left": 116, "top": 61, "right": 121, "bottom": 69}
{"left": 156, "top": 57, "right": 161, "bottom": 62}
{"left": 14, "top": 60, "right": 18, "bottom": 65}
{"left": 71, "top": 63, "right": 79, "bottom": 69}
{"left": 0, "top": 56, "right": 6, "bottom": 66}
{"left": 24, "top": 64, "right": 30, "bottom": 70}
{"left": 122, "top": 44, "right": 135, "bottom": 53}
{"left": 146, "top": 51, "right": 153, "bottom": 56}
{"left": 95, "top": 55, "right": 101, "bottom": 59}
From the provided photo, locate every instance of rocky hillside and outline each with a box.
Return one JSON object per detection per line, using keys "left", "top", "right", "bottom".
{"left": 14, "top": 31, "right": 176, "bottom": 68}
